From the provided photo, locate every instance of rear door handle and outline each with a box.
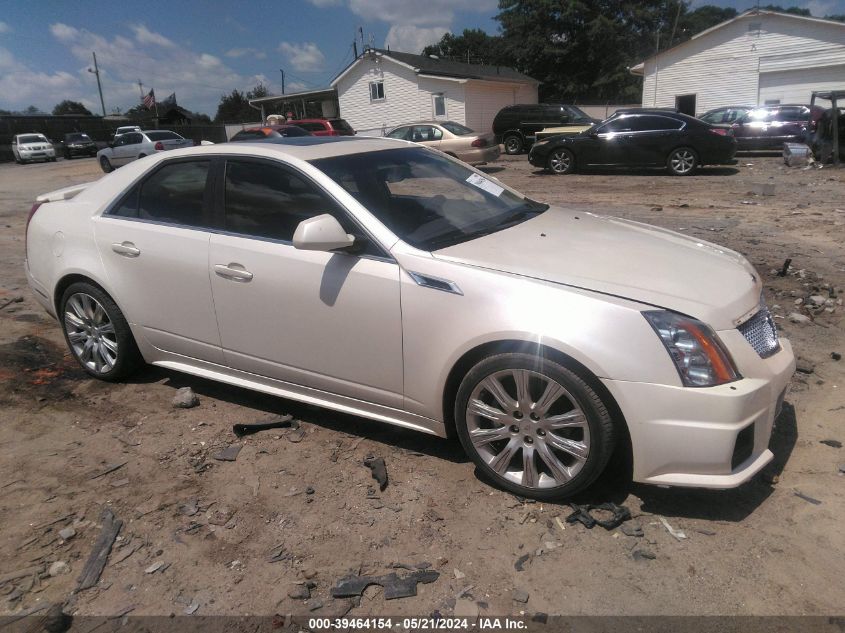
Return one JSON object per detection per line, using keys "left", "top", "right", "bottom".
{"left": 111, "top": 242, "right": 140, "bottom": 257}
{"left": 214, "top": 263, "right": 253, "bottom": 282}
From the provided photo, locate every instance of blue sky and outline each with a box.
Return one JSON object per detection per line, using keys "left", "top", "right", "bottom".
{"left": 0, "top": 0, "right": 841, "bottom": 116}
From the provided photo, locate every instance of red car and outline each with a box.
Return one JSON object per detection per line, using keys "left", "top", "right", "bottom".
{"left": 289, "top": 118, "right": 356, "bottom": 136}
{"left": 229, "top": 125, "right": 311, "bottom": 142}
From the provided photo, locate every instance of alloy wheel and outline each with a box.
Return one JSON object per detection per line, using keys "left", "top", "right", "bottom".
{"left": 670, "top": 149, "right": 695, "bottom": 174}
{"left": 465, "top": 368, "right": 590, "bottom": 489}
{"left": 504, "top": 136, "right": 523, "bottom": 154}
{"left": 63, "top": 292, "right": 119, "bottom": 374}
{"left": 549, "top": 150, "right": 573, "bottom": 174}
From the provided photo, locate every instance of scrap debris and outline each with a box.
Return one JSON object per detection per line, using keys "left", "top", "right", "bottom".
{"left": 76, "top": 508, "right": 123, "bottom": 590}
{"left": 565, "top": 502, "right": 631, "bottom": 530}
{"left": 212, "top": 444, "right": 242, "bottom": 462}
{"left": 794, "top": 490, "right": 822, "bottom": 505}
{"left": 363, "top": 456, "right": 389, "bottom": 491}
{"left": 658, "top": 516, "right": 687, "bottom": 541}
{"left": 232, "top": 414, "right": 295, "bottom": 438}
{"left": 89, "top": 461, "right": 127, "bottom": 480}
{"left": 332, "top": 569, "right": 439, "bottom": 600}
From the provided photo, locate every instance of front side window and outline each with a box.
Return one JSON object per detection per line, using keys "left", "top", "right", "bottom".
{"left": 310, "top": 147, "right": 548, "bottom": 251}
{"left": 109, "top": 160, "right": 211, "bottom": 228}
{"left": 410, "top": 126, "right": 442, "bottom": 142}
{"left": 433, "top": 94, "right": 446, "bottom": 117}
{"left": 597, "top": 117, "right": 634, "bottom": 134}
{"left": 224, "top": 160, "right": 340, "bottom": 242}
{"left": 369, "top": 81, "right": 385, "bottom": 101}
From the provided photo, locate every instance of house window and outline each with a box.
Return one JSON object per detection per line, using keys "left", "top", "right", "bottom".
{"left": 432, "top": 93, "right": 446, "bottom": 117}
{"left": 369, "top": 81, "right": 385, "bottom": 101}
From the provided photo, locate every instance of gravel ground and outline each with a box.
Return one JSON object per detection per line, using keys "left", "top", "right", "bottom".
{"left": 0, "top": 152, "right": 843, "bottom": 621}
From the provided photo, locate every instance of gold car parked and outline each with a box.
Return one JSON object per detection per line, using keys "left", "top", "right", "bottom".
{"left": 386, "top": 121, "right": 500, "bottom": 165}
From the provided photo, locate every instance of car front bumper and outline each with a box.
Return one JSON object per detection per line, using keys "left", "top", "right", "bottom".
{"left": 602, "top": 336, "right": 795, "bottom": 488}
{"left": 19, "top": 149, "right": 56, "bottom": 161}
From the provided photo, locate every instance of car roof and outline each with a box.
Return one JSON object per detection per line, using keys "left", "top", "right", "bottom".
{"left": 157, "top": 136, "right": 407, "bottom": 160}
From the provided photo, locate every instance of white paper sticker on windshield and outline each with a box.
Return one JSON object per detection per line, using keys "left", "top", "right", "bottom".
{"left": 466, "top": 173, "right": 504, "bottom": 197}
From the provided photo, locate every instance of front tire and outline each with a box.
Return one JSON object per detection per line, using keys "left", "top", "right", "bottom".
{"left": 59, "top": 282, "right": 143, "bottom": 381}
{"left": 503, "top": 133, "right": 524, "bottom": 155}
{"left": 667, "top": 147, "right": 698, "bottom": 176}
{"left": 99, "top": 156, "right": 113, "bottom": 173}
{"left": 547, "top": 148, "right": 575, "bottom": 174}
{"left": 454, "top": 353, "right": 616, "bottom": 500}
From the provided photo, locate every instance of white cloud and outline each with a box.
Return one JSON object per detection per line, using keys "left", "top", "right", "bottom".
{"left": 131, "top": 24, "right": 176, "bottom": 48}
{"left": 0, "top": 22, "right": 275, "bottom": 116}
{"left": 807, "top": 0, "right": 837, "bottom": 16}
{"left": 348, "top": 0, "right": 496, "bottom": 26}
{"left": 385, "top": 25, "right": 450, "bottom": 54}
{"left": 278, "top": 41, "right": 326, "bottom": 71}
{"left": 226, "top": 47, "right": 267, "bottom": 59}
{"left": 0, "top": 21, "right": 11, "bottom": 34}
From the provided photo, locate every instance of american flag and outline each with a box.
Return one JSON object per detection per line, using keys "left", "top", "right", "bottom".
{"left": 142, "top": 89, "right": 155, "bottom": 110}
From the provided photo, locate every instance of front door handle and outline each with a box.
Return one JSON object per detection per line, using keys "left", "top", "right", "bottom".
{"left": 214, "top": 263, "right": 253, "bottom": 282}
{"left": 111, "top": 242, "right": 140, "bottom": 257}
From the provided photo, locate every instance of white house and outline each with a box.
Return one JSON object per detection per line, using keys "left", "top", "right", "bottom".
{"left": 630, "top": 10, "right": 845, "bottom": 115}
{"left": 331, "top": 48, "right": 539, "bottom": 136}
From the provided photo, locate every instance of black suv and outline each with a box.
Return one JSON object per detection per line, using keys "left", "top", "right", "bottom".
{"left": 62, "top": 132, "right": 98, "bottom": 159}
{"left": 492, "top": 104, "right": 598, "bottom": 154}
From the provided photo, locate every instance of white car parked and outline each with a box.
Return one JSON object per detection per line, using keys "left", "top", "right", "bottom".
{"left": 97, "top": 130, "right": 193, "bottom": 172}
{"left": 25, "top": 137, "right": 795, "bottom": 499}
{"left": 12, "top": 133, "right": 56, "bottom": 164}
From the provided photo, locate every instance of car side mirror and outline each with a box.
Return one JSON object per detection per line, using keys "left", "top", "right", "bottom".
{"left": 292, "top": 214, "right": 355, "bottom": 252}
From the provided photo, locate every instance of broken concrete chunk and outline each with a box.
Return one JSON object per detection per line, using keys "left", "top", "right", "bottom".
{"left": 787, "top": 312, "right": 811, "bottom": 324}
{"left": 621, "top": 523, "right": 644, "bottom": 538}
{"left": 144, "top": 561, "right": 165, "bottom": 574}
{"left": 632, "top": 549, "right": 656, "bottom": 561}
{"left": 172, "top": 387, "right": 199, "bottom": 409}
{"left": 512, "top": 588, "right": 529, "bottom": 603}
{"left": 59, "top": 527, "right": 76, "bottom": 541}
{"left": 212, "top": 444, "right": 242, "bottom": 462}
{"left": 48, "top": 561, "right": 70, "bottom": 577}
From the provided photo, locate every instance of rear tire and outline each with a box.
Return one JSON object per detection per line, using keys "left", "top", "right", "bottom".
{"left": 454, "top": 352, "right": 616, "bottom": 500}
{"left": 666, "top": 147, "right": 698, "bottom": 176}
{"left": 503, "top": 134, "right": 524, "bottom": 155}
{"left": 100, "top": 156, "right": 113, "bottom": 173}
{"left": 59, "top": 282, "right": 143, "bottom": 382}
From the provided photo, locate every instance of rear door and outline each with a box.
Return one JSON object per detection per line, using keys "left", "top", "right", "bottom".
{"left": 624, "top": 115, "right": 685, "bottom": 165}
{"left": 92, "top": 158, "right": 223, "bottom": 363}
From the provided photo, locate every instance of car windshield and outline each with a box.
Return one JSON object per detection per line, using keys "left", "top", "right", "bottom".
{"left": 66, "top": 133, "right": 91, "bottom": 142}
{"left": 145, "top": 131, "right": 182, "bottom": 141}
{"left": 310, "top": 147, "right": 548, "bottom": 251}
{"left": 280, "top": 126, "right": 310, "bottom": 137}
{"left": 20, "top": 135, "right": 47, "bottom": 144}
{"left": 441, "top": 121, "right": 475, "bottom": 136}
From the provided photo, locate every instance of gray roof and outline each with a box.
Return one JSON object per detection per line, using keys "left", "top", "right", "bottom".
{"left": 337, "top": 48, "right": 538, "bottom": 84}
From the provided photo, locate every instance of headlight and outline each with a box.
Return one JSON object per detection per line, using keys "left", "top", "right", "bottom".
{"left": 643, "top": 310, "right": 740, "bottom": 387}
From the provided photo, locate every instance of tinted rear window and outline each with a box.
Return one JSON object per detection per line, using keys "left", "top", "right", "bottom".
{"left": 145, "top": 131, "right": 182, "bottom": 141}
{"left": 329, "top": 119, "right": 353, "bottom": 131}
{"left": 280, "top": 126, "right": 310, "bottom": 137}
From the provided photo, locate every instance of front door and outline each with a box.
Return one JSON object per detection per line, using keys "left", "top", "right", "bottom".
{"left": 208, "top": 158, "right": 404, "bottom": 408}
{"left": 582, "top": 117, "right": 634, "bottom": 165}
{"left": 112, "top": 132, "right": 143, "bottom": 165}
{"left": 92, "top": 159, "right": 223, "bottom": 363}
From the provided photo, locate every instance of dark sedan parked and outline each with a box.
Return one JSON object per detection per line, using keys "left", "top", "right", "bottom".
{"left": 528, "top": 111, "right": 736, "bottom": 176}
{"left": 62, "top": 132, "right": 98, "bottom": 159}
{"left": 731, "top": 104, "right": 824, "bottom": 150}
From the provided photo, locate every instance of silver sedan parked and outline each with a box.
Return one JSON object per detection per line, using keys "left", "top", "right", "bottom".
{"left": 97, "top": 130, "right": 193, "bottom": 172}
{"left": 26, "top": 137, "right": 794, "bottom": 500}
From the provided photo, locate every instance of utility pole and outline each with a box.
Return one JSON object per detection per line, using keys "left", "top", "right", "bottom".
{"left": 279, "top": 69, "right": 285, "bottom": 94}
{"left": 87, "top": 52, "right": 106, "bottom": 116}
{"left": 137, "top": 80, "right": 144, "bottom": 100}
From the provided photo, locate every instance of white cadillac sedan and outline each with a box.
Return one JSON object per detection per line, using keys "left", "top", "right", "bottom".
{"left": 96, "top": 130, "right": 193, "bottom": 173}
{"left": 25, "top": 137, "right": 794, "bottom": 499}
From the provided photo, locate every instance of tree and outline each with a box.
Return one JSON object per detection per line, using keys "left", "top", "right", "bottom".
{"left": 422, "top": 28, "right": 508, "bottom": 65}
{"left": 24, "top": 105, "right": 42, "bottom": 114}
{"left": 52, "top": 100, "right": 93, "bottom": 116}
{"left": 214, "top": 83, "right": 268, "bottom": 123}
{"left": 496, "top": 0, "right": 668, "bottom": 103}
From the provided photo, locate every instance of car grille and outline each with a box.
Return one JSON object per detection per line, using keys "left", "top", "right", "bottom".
{"left": 737, "top": 305, "right": 780, "bottom": 358}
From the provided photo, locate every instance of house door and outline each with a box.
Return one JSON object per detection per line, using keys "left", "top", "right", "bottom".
{"left": 675, "top": 94, "right": 696, "bottom": 116}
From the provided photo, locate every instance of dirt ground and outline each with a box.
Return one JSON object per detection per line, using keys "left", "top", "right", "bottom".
{"left": 0, "top": 152, "right": 843, "bottom": 623}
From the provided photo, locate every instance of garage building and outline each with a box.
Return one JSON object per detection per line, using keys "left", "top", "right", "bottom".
{"left": 331, "top": 47, "right": 539, "bottom": 136}
{"left": 630, "top": 10, "right": 845, "bottom": 115}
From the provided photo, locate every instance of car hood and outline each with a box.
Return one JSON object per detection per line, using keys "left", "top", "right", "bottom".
{"left": 19, "top": 142, "right": 51, "bottom": 149}
{"left": 432, "top": 207, "right": 761, "bottom": 330}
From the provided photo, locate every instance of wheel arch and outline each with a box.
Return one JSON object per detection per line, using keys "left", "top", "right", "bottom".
{"left": 440, "top": 339, "right": 632, "bottom": 469}
{"left": 53, "top": 272, "right": 119, "bottom": 318}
